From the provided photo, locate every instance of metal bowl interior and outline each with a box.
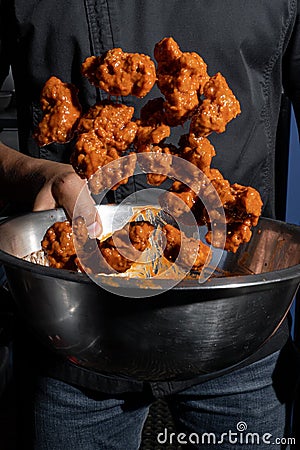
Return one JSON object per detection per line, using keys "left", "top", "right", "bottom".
{"left": 0, "top": 207, "right": 300, "bottom": 381}
{"left": 1, "top": 206, "right": 300, "bottom": 288}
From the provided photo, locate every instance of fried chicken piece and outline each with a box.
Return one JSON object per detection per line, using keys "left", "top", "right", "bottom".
{"left": 137, "top": 143, "right": 173, "bottom": 186}
{"left": 205, "top": 171, "right": 263, "bottom": 252}
{"left": 81, "top": 49, "right": 156, "bottom": 98}
{"left": 72, "top": 135, "right": 136, "bottom": 194}
{"left": 76, "top": 101, "right": 138, "bottom": 153}
{"left": 71, "top": 134, "right": 136, "bottom": 192}
{"left": 42, "top": 219, "right": 154, "bottom": 274}
{"left": 71, "top": 101, "right": 138, "bottom": 192}
{"left": 172, "top": 134, "right": 216, "bottom": 190}
{"left": 190, "top": 72, "right": 241, "bottom": 137}
{"left": 136, "top": 109, "right": 214, "bottom": 189}
{"left": 98, "top": 221, "right": 154, "bottom": 273}
{"left": 72, "top": 131, "right": 136, "bottom": 193}
{"left": 207, "top": 168, "right": 235, "bottom": 205}
{"left": 147, "top": 174, "right": 168, "bottom": 187}
{"left": 99, "top": 246, "right": 133, "bottom": 273}
{"left": 154, "top": 37, "right": 209, "bottom": 126}
{"left": 226, "top": 183, "right": 263, "bottom": 227}
{"left": 206, "top": 222, "right": 252, "bottom": 254}
{"left": 41, "top": 221, "right": 78, "bottom": 270}
{"left": 162, "top": 224, "right": 211, "bottom": 271}
{"left": 71, "top": 129, "right": 109, "bottom": 179}
{"left": 207, "top": 172, "right": 262, "bottom": 227}
{"left": 34, "top": 76, "right": 81, "bottom": 146}
{"left": 161, "top": 164, "right": 262, "bottom": 253}
{"left": 42, "top": 217, "right": 99, "bottom": 273}
{"left": 134, "top": 98, "right": 170, "bottom": 147}
{"left": 179, "top": 134, "right": 216, "bottom": 173}
{"left": 134, "top": 98, "right": 173, "bottom": 186}
{"left": 160, "top": 181, "right": 198, "bottom": 218}
{"left": 157, "top": 127, "right": 262, "bottom": 253}
{"left": 88, "top": 152, "right": 137, "bottom": 194}
{"left": 158, "top": 136, "right": 215, "bottom": 219}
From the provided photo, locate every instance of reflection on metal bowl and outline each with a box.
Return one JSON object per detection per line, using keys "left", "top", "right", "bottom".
{"left": 0, "top": 91, "right": 13, "bottom": 112}
{"left": 0, "top": 207, "right": 300, "bottom": 381}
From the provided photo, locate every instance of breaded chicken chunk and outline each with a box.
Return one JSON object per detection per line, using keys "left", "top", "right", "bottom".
{"left": 190, "top": 72, "right": 241, "bottom": 137}
{"left": 34, "top": 76, "right": 81, "bottom": 146}
{"left": 162, "top": 224, "right": 211, "bottom": 271}
{"left": 154, "top": 37, "right": 209, "bottom": 125}
{"left": 81, "top": 49, "right": 156, "bottom": 98}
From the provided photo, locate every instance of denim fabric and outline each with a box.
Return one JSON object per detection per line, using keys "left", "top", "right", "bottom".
{"left": 167, "top": 351, "right": 286, "bottom": 449}
{"left": 32, "top": 351, "right": 287, "bottom": 450}
{"left": 34, "top": 380, "right": 151, "bottom": 450}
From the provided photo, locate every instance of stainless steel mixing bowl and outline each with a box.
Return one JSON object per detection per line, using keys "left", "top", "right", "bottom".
{"left": 0, "top": 207, "right": 300, "bottom": 381}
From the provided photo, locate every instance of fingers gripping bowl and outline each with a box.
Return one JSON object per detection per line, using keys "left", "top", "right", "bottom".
{"left": 0, "top": 207, "right": 300, "bottom": 381}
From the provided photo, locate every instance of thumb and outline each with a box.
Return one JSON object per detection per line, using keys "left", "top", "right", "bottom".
{"left": 51, "top": 172, "right": 102, "bottom": 238}
{"left": 33, "top": 184, "right": 57, "bottom": 211}
{"left": 72, "top": 182, "right": 102, "bottom": 238}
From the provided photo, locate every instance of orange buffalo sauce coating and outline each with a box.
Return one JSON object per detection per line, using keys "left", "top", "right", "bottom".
{"left": 70, "top": 101, "right": 137, "bottom": 192}
{"left": 42, "top": 220, "right": 155, "bottom": 274}
{"left": 35, "top": 37, "right": 262, "bottom": 267}
{"left": 41, "top": 221, "right": 78, "bottom": 270}
{"left": 163, "top": 224, "right": 211, "bottom": 271}
{"left": 81, "top": 48, "right": 156, "bottom": 98}
{"left": 154, "top": 37, "right": 209, "bottom": 125}
{"left": 190, "top": 72, "right": 241, "bottom": 137}
{"left": 33, "top": 76, "right": 81, "bottom": 146}
{"left": 98, "top": 221, "right": 154, "bottom": 273}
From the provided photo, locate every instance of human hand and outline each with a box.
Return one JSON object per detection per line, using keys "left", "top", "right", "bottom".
{"left": 33, "top": 160, "right": 102, "bottom": 237}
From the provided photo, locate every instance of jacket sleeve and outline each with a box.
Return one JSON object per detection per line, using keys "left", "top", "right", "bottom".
{"left": 283, "top": 0, "right": 300, "bottom": 133}
{"left": 0, "top": 0, "right": 12, "bottom": 88}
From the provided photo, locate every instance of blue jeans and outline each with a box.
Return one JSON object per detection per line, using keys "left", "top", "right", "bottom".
{"left": 31, "top": 350, "right": 291, "bottom": 450}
